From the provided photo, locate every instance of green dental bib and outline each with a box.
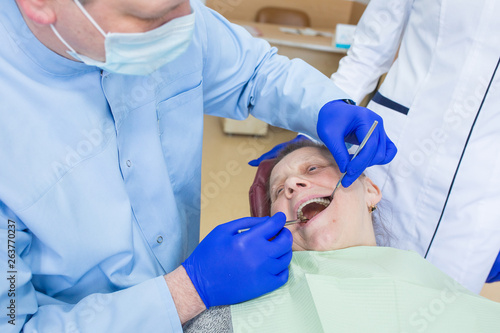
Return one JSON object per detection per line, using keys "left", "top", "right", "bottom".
{"left": 231, "top": 247, "right": 500, "bottom": 333}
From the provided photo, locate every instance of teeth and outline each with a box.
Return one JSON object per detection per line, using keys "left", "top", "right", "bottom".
{"left": 297, "top": 197, "right": 331, "bottom": 220}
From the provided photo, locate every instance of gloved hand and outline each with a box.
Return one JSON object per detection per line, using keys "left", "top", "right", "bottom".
{"left": 248, "top": 134, "right": 311, "bottom": 166}
{"left": 182, "top": 212, "right": 292, "bottom": 308}
{"left": 486, "top": 251, "right": 500, "bottom": 283}
{"left": 317, "top": 100, "right": 397, "bottom": 187}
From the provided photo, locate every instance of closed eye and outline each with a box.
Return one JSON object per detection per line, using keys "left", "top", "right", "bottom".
{"left": 307, "top": 163, "right": 334, "bottom": 174}
{"left": 276, "top": 186, "right": 284, "bottom": 196}
{"left": 271, "top": 185, "right": 284, "bottom": 202}
{"left": 307, "top": 165, "right": 324, "bottom": 174}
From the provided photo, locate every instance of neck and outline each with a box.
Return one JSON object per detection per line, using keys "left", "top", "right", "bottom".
{"left": 16, "top": 1, "right": 78, "bottom": 61}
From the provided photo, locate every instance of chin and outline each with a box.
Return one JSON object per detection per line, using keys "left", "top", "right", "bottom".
{"left": 297, "top": 231, "right": 340, "bottom": 251}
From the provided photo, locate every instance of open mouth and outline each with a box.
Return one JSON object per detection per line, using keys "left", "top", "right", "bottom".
{"left": 297, "top": 197, "right": 331, "bottom": 221}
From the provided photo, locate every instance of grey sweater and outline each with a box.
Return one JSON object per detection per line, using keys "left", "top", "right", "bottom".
{"left": 183, "top": 306, "right": 233, "bottom": 332}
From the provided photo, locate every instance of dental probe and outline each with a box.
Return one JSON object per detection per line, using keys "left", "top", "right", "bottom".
{"left": 328, "top": 120, "right": 378, "bottom": 202}
{"left": 283, "top": 218, "right": 309, "bottom": 226}
{"left": 237, "top": 219, "right": 309, "bottom": 234}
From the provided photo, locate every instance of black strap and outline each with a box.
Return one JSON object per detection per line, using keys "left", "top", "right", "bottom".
{"left": 372, "top": 92, "right": 410, "bottom": 115}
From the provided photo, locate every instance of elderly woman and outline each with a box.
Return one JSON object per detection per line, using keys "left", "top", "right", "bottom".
{"left": 268, "top": 141, "right": 383, "bottom": 251}
{"left": 184, "top": 141, "right": 499, "bottom": 333}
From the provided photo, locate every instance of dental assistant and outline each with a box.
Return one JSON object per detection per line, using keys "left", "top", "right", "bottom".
{"left": 0, "top": 0, "right": 396, "bottom": 332}
{"left": 331, "top": 0, "right": 500, "bottom": 293}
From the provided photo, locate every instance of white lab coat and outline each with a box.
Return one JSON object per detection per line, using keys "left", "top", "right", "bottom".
{"left": 332, "top": 0, "right": 500, "bottom": 293}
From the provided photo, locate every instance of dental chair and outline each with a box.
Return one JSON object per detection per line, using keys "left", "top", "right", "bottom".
{"left": 249, "top": 158, "right": 275, "bottom": 218}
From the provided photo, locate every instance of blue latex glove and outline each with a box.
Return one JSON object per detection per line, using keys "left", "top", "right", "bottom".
{"left": 486, "top": 251, "right": 500, "bottom": 283}
{"left": 248, "top": 134, "right": 311, "bottom": 166}
{"left": 182, "top": 212, "right": 292, "bottom": 308}
{"left": 317, "top": 100, "right": 397, "bottom": 187}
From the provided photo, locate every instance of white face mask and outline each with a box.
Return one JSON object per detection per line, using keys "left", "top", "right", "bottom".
{"left": 51, "top": 0, "right": 195, "bottom": 75}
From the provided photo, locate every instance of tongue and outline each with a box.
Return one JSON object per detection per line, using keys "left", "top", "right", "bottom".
{"left": 301, "top": 202, "right": 328, "bottom": 220}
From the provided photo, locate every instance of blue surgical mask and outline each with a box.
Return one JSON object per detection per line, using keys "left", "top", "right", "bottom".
{"left": 51, "top": 0, "right": 195, "bottom": 75}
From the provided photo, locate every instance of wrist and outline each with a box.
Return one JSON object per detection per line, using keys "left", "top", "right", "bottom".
{"left": 164, "top": 266, "right": 206, "bottom": 324}
{"left": 337, "top": 98, "right": 356, "bottom": 105}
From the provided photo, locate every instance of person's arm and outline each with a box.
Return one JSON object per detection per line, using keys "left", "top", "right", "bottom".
{"left": 0, "top": 204, "right": 291, "bottom": 332}
{"left": 165, "top": 266, "right": 205, "bottom": 324}
{"left": 198, "top": 3, "right": 351, "bottom": 140}
{"left": 0, "top": 208, "right": 184, "bottom": 332}
{"left": 331, "top": 0, "right": 415, "bottom": 103}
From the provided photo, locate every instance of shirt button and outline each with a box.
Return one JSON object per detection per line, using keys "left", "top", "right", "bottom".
{"left": 157, "top": 236, "right": 163, "bottom": 244}
{"left": 126, "top": 160, "right": 132, "bottom": 167}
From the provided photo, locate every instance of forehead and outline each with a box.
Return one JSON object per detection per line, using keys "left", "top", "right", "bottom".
{"left": 270, "top": 147, "right": 332, "bottom": 185}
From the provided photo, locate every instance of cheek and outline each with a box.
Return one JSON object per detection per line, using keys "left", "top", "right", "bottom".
{"left": 334, "top": 183, "right": 366, "bottom": 216}
{"left": 290, "top": 211, "right": 339, "bottom": 250}
{"left": 270, "top": 200, "right": 290, "bottom": 219}
{"left": 270, "top": 202, "right": 278, "bottom": 215}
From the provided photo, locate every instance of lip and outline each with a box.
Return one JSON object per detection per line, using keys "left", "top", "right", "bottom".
{"left": 293, "top": 193, "right": 332, "bottom": 220}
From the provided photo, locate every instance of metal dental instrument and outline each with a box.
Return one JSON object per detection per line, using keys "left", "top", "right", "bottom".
{"left": 284, "top": 218, "right": 308, "bottom": 226}
{"left": 237, "top": 219, "right": 309, "bottom": 234}
{"left": 329, "top": 120, "right": 378, "bottom": 202}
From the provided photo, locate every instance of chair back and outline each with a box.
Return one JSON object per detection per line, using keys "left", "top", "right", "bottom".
{"left": 249, "top": 158, "right": 276, "bottom": 217}
{"left": 255, "top": 7, "right": 311, "bottom": 27}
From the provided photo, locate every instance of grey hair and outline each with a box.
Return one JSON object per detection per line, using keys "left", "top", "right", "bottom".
{"left": 372, "top": 198, "right": 396, "bottom": 247}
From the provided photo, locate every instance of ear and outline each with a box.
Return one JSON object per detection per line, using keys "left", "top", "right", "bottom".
{"left": 16, "top": 0, "right": 57, "bottom": 25}
{"left": 363, "top": 177, "right": 382, "bottom": 207}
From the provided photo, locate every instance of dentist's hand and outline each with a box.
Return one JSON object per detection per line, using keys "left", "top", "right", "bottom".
{"left": 248, "top": 135, "right": 311, "bottom": 166}
{"left": 317, "top": 100, "right": 397, "bottom": 187}
{"left": 182, "top": 212, "right": 292, "bottom": 308}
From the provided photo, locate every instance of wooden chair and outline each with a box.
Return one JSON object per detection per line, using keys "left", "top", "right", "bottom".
{"left": 255, "top": 7, "right": 311, "bottom": 27}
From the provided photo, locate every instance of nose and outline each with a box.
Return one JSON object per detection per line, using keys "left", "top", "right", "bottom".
{"left": 284, "top": 176, "right": 310, "bottom": 198}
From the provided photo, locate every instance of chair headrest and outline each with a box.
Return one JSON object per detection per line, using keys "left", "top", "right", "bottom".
{"left": 249, "top": 158, "right": 276, "bottom": 217}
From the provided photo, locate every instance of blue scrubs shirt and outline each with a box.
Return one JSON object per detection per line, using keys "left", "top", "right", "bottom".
{"left": 0, "top": 0, "right": 349, "bottom": 331}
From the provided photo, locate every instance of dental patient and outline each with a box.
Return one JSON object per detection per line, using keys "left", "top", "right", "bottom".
{"left": 184, "top": 141, "right": 500, "bottom": 333}
{"left": 268, "top": 142, "right": 383, "bottom": 252}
